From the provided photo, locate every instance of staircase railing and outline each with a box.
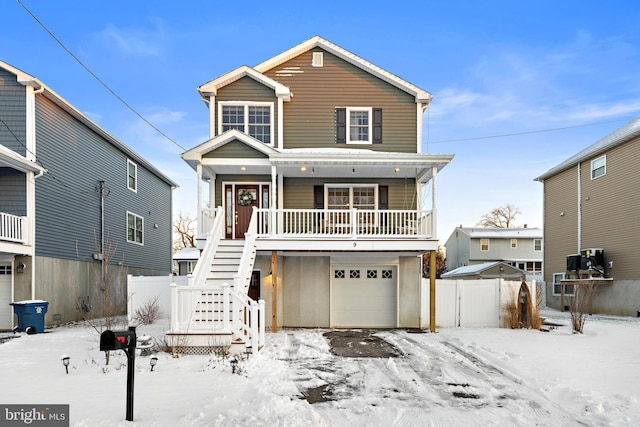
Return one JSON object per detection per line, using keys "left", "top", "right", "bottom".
{"left": 188, "top": 206, "right": 224, "bottom": 287}
{"left": 234, "top": 207, "right": 258, "bottom": 294}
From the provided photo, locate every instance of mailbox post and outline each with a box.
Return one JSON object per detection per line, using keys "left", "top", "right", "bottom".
{"left": 100, "top": 326, "right": 137, "bottom": 421}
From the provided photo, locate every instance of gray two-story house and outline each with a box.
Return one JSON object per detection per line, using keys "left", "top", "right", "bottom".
{"left": 0, "top": 60, "right": 176, "bottom": 330}
{"left": 444, "top": 226, "right": 543, "bottom": 282}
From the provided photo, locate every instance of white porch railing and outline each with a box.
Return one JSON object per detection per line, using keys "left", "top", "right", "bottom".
{"left": 255, "top": 208, "right": 432, "bottom": 238}
{"left": 0, "top": 212, "right": 26, "bottom": 243}
{"left": 198, "top": 207, "right": 217, "bottom": 237}
{"left": 169, "top": 283, "right": 265, "bottom": 353}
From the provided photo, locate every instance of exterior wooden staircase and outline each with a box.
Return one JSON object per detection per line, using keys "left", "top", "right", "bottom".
{"left": 168, "top": 207, "right": 265, "bottom": 355}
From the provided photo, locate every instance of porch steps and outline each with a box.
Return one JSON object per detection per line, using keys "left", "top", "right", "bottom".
{"left": 205, "top": 240, "right": 249, "bottom": 286}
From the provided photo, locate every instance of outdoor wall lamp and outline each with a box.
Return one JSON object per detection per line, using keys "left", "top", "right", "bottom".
{"left": 16, "top": 263, "right": 25, "bottom": 273}
{"left": 61, "top": 355, "right": 70, "bottom": 374}
{"left": 150, "top": 356, "right": 158, "bottom": 372}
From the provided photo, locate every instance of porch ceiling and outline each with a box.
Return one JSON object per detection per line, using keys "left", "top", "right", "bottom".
{"left": 200, "top": 151, "right": 453, "bottom": 183}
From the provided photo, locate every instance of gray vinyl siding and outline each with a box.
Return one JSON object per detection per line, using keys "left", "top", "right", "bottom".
{"left": 469, "top": 238, "right": 540, "bottom": 262}
{"left": 33, "top": 95, "right": 172, "bottom": 272}
{"left": 0, "top": 69, "right": 27, "bottom": 155}
{"left": 579, "top": 139, "right": 640, "bottom": 280}
{"left": 263, "top": 49, "right": 417, "bottom": 153}
{"left": 0, "top": 169, "right": 26, "bottom": 215}
{"left": 542, "top": 168, "right": 579, "bottom": 284}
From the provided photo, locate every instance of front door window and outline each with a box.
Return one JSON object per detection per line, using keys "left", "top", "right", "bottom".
{"left": 225, "top": 184, "right": 269, "bottom": 239}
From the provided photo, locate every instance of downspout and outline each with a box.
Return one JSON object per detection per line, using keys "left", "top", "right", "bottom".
{"left": 577, "top": 163, "right": 582, "bottom": 252}
{"left": 99, "top": 181, "right": 105, "bottom": 282}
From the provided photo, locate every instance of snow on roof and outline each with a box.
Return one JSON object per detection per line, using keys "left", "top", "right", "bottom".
{"left": 458, "top": 227, "right": 542, "bottom": 239}
{"left": 536, "top": 116, "right": 640, "bottom": 181}
{"left": 441, "top": 262, "right": 501, "bottom": 278}
{"left": 173, "top": 247, "right": 200, "bottom": 260}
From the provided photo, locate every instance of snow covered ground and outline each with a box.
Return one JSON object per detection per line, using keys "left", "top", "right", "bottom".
{"left": 0, "top": 310, "right": 638, "bottom": 426}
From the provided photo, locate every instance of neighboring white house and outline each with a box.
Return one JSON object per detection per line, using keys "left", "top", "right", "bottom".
{"left": 444, "top": 227, "right": 543, "bottom": 282}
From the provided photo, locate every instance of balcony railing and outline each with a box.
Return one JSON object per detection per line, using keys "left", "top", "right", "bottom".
{"left": 0, "top": 212, "right": 26, "bottom": 243}
{"left": 255, "top": 208, "right": 433, "bottom": 239}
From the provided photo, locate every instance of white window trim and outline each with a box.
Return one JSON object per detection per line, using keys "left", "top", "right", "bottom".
{"left": 552, "top": 272, "right": 575, "bottom": 296}
{"left": 590, "top": 155, "right": 606, "bottom": 179}
{"left": 324, "top": 183, "right": 378, "bottom": 209}
{"left": 127, "top": 211, "right": 144, "bottom": 246}
{"left": 533, "top": 239, "right": 542, "bottom": 251}
{"left": 217, "top": 101, "right": 274, "bottom": 144}
{"left": 127, "top": 159, "right": 137, "bottom": 192}
{"left": 346, "top": 107, "right": 373, "bottom": 144}
{"left": 480, "top": 238, "right": 490, "bottom": 251}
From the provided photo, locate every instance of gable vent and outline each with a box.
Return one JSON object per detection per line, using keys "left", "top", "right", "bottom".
{"left": 312, "top": 52, "right": 323, "bottom": 67}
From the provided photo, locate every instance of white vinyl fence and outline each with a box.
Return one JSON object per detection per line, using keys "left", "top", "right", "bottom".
{"left": 422, "top": 278, "right": 537, "bottom": 328}
{"left": 127, "top": 275, "right": 186, "bottom": 324}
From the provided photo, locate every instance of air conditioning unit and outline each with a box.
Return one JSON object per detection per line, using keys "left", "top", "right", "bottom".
{"left": 566, "top": 254, "right": 581, "bottom": 271}
{"left": 581, "top": 248, "right": 604, "bottom": 270}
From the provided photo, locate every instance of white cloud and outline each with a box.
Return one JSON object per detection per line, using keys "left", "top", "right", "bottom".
{"left": 94, "top": 20, "right": 168, "bottom": 57}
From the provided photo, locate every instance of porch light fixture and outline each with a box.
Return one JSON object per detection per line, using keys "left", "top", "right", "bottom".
{"left": 150, "top": 356, "right": 158, "bottom": 372}
{"left": 300, "top": 166, "right": 307, "bottom": 172}
{"left": 394, "top": 167, "right": 400, "bottom": 173}
{"left": 61, "top": 355, "right": 70, "bottom": 374}
{"left": 16, "top": 263, "right": 25, "bottom": 273}
{"left": 352, "top": 168, "right": 355, "bottom": 174}
{"left": 241, "top": 166, "right": 247, "bottom": 171}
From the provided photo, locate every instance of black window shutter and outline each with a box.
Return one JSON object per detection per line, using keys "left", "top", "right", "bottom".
{"left": 379, "top": 185, "right": 388, "bottom": 209}
{"left": 372, "top": 108, "right": 383, "bottom": 143}
{"left": 379, "top": 185, "right": 388, "bottom": 227}
{"left": 314, "top": 185, "right": 324, "bottom": 209}
{"left": 335, "top": 108, "right": 346, "bottom": 143}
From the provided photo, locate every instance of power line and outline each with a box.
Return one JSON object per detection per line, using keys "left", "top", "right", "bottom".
{"left": 427, "top": 117, "right": 633, "bottom": 144}
{"left": 16, "top": 0, "right": 186, "bottom": 151}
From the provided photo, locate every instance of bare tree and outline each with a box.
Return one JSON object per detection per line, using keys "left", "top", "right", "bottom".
{"left": 477, "top": 204, "right": 522, "bottom": 228}
{"left": 567, "top": 281, "right": 599, "bottom": 334}
{"left": 174, "top": 212, "right": 196, "bottom": 252}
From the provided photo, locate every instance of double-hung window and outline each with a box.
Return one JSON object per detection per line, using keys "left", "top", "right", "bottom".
{"left": 127, "top": 160, "right": 137, "bottom": 192}
{"left": 326, "top": 184, "right": 377, "bottom": 210}
{"left": 480, "top": 239, "right": 490, "bottom": 251}
{"left": 591, "top": 155, "right": 606, "bottom": 179}
{"left": 127, "top": 212, "right": 144, "bottom": 245}
{"left": 534, "top": 239, "right": 542, "bottom": 251}
{"left": 219, "top": 102, "right": 273, "bottom": 144}
{"left": 553, "top": 272, "right": 574, "bottom": 296}
{"left": 335, "top": 107, "right": 382, "bottom": 144}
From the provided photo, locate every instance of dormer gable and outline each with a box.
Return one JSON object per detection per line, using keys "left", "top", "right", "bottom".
{"left": 198, "top": 65, "right": 291, "bottom": 101}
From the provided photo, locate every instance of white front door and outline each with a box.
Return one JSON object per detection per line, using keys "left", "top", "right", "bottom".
{"left": 331, "top": 265, "right": 397, "bottom": 328}
{"left": 0, "top": 264, "right": 12, "bottom": 331}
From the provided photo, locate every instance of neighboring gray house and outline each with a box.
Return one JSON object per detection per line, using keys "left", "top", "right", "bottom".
{"left": 535, "top": 116, "right": 639, "bottom": 315}
{"left": 444, "top": 227, "right": 543, "bottom": 281}
{"left": 0, "top": 60, "right": 177, "bottom": 330}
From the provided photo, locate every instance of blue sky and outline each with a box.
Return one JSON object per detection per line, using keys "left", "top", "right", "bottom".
{"left": 3, "top": 1, "right": 640, "bottom": 242}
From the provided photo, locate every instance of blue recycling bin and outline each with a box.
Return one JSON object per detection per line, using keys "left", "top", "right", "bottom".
{"left": 10, "top": 300, "right": 49, "bottom": 334}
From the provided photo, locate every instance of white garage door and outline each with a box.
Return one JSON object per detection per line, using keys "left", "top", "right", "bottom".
{"left": 331, "top": 265, "right": 397, "bottom": 328}
{"left": 0, "top": 265, "right": 12, "bottom": 331}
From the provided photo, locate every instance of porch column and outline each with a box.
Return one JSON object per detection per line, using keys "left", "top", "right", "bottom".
{"left": 271, "top": 166, "right": 277, "bottom": 236}
{"left": 197, "top": 163, "right": 203, "bottom": 235}
{"left": 209, "top": 176, "right": 216, "bottom": 209}
{"left": 271, "top": 251, "right": 278, "bottom": 332}
{"left": 430, "top": 249, "right": 436, "bottom": 333}
{"left": 277, "top": 98, "right": 284, "bottom": 149}
{"left": 26, "top": 86, "right": 37, "bottom": 298}
{"left": 431, "top": 166, "right": 438, "bottom": 240}
{"left": 277, "top": 172, "right": 284, "bottom": 235}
